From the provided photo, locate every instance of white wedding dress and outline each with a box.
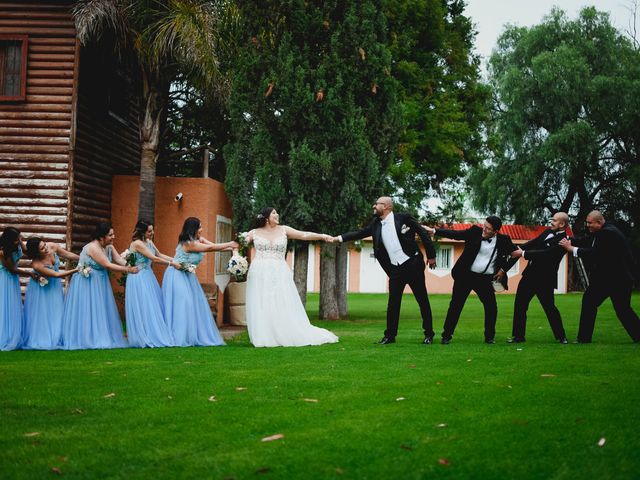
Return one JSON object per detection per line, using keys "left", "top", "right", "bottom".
{"left": 246, "top": 228, "right": 339, "bottom": 347}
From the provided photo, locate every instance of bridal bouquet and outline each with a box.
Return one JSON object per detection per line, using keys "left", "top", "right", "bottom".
{"left": 236, "top": 232, "right": 249, "bottom": 257}
{"left": 38, "top": 276, "right": 49, "bottom": 287}
{"left": 118, "top": 249, "right": 137, "bottom": 286}
{"left": 179, "top": 263, "right": 197, "bottom": 274}
{"left": 227, "top": 254, "right": 248, "bottom": 282}
{"left": 78, "top": 263, "right": 92, "bottom": 278}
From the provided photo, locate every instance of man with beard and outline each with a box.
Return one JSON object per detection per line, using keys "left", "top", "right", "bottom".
{"left": 333, "top": 197, "right": 437, "bottom": 344}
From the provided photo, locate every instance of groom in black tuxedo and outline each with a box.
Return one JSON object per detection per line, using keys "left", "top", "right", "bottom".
{"left": 560, "top": 210, "right": 640, "bottom": 343}
{"left": 425, "top": 216, "right": 517, "bottom": 344}
{"left": 335, "top": 197, "right": 437, "bottom": 344}
{"left": 505, "top": 212, "right": 570, "bottom": 344}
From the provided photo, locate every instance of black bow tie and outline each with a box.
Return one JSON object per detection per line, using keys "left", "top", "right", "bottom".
{"left": 483, "top": 238, "right": 493, "bottom": 243}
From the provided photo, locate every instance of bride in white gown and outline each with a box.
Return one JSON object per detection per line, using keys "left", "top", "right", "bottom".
{"left": 242, "top": 207, "right": 339, "bottom": 347}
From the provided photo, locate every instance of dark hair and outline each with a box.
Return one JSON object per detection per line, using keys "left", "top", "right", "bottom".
{"left": 0, "top": 227, "right": 21, "bottom": 260}
{"left": 253, "top": 207, "right": 275, "bottom": 229}
{"left": 179, "top": 217, "right": 201, "bottom": 243}
{"left": 132, "top": 220, "right": 151, "bottom": 241}
{"left": 26, "top": 237, "right": 45, "bottom": 260}
{"left": 91, "top": 222, "right": 113, "bottom": 241}
{"left": 486, "top": 216, "right": 502, "bottom": 231}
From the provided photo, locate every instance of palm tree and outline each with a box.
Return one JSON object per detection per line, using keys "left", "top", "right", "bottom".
{"left": 73, "top": 0, "right": 237, "bottom": 222}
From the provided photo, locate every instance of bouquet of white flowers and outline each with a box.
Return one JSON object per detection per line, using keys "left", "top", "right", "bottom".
{"left": 227, "top": 254, "right": 249, "bottom": 282}
{"left": 78, "top": 263, "right": 92, "bottom": 278}
{"left": 38, "top": 276, "right": 49, "bottom": 287}
{"left": 180, "top": 263, "right": 197, "bottom": 274}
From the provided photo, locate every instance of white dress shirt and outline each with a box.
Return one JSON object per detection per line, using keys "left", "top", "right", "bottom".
{"left": 380, "top": 212, "right": 410, "bottom": 266}
{"left": 470, "top": 236, "right": 498, "bottom": 274}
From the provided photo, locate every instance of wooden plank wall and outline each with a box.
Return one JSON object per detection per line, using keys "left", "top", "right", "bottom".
{"left": 71, "top": 44, "right": 141, "bottom": 251}
{"left": 0, "top": 1, "right": 76, "bottom": 248}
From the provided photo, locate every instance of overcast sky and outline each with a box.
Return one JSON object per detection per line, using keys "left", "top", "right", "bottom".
{"left": 464, "top": 0, "right": 636, "bottom": 67}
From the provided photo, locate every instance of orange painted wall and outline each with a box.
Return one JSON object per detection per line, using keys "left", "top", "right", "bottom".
{"left": 111, "top": 175, "right": 233, "bottom": 290}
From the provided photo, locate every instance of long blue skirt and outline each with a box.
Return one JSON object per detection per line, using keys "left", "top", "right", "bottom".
{"left": 125, "top": 268, "right": 174, "bottom": 347}
{"left": 162, "top": 266, "right": 225, "bottom": 347}
{"left": 60, "top": 270, "right": 127, "bottom": 350}
{"left": 23, "top": 276, "right": 64, "bottom": 350}
{"left": 0, "top": 268, "right": 22, "bottom": 351}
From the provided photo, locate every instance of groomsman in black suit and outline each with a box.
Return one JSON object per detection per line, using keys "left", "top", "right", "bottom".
{"left": 334, "top": 197, "right": 437, "bottom": 344}
{"left": 425, "top": 216, "right": 517, "bottom": 344}
{"left": 505, "top": 212, "right": 570, "bottom": 344}
{"left": 560, "top": 211, "right": 640, "bottom": 343}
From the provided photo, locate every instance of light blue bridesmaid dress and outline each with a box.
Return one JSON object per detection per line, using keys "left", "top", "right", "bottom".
{"left": 162, "top": 244, "right": 225, "bottom": 346}
{"left": 125, "top": 242, "right": 174, "bottom": 347}
{"left": 0, "top": 246, "right": 23, "bottom": 351}
{"left": 23, "top": 253, "right": 64, "bottom": 350}
{"left": 60, "top": 244, "right": 127, "bottom": 350}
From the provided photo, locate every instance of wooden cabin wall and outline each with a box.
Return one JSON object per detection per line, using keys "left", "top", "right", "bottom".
{"left": 0, "top": 1, "right": 76, "bottom": 247}
{"left": 70, "top": 45, "right": 141, "bottom": 251}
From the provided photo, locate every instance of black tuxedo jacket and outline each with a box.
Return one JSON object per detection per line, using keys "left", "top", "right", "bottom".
{"left": 341, "top": 213, "right": 436, "bottom": 276}
{"left": 435, "top": 225, "right": 517, "bottom": 288}
{"left": 505, "top": 229, "right": 568, "bottom": 288}
{"left": 573, "top": 222, "right": 636, "bottom": 286}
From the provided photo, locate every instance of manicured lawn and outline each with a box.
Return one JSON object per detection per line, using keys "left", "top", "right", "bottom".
{"left": 1, "top": 293, "right": 639, "bottom": 479}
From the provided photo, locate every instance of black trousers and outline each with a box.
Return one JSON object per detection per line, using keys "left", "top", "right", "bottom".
{"left": 442, "top": 272, "right": 496, "bottom": 340}
{"left": 512, "top": 274, "right": 566, "bottom": 340}
{"left": 385, "top": 256, "right": 433, "bottom": 338}
{"left": 578, "top": 281, "right": 640, "bottom": 342}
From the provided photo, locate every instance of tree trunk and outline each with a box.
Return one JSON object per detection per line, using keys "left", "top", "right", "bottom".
{"left": 293, "top": 242, "right": 309, "bottom": 306}
{"left": 138, "top": 68, "right": 170, "bottom": 223}
{"left": 336, "top": 242, "right": 348, "bottom": 318}
{"left": 319, "top": 243, "right": 339, "bottom": 320}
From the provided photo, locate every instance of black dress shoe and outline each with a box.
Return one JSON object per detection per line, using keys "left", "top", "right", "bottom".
{"left": 507, "top": 337, "right": 525, "bottom": 344}
{"left": 484, "top": 338, "right": 495, "bottom": 344}
{"left": 376, "top": 336, "right": 395, "bottom": 345}
{"left": 422, "top": 336, "right": 433, "bottom": 345}
{"left": 573, "top": 339, "right": 592, "bottom": 344}
{"left": 441, "top": 337, "right": 451, "bottom": 345}
{"left": 558, "top": 337, "right": 568, "bottom": 344}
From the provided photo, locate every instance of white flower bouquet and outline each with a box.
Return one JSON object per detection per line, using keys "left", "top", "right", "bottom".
{"left": 78, "top": 263, "right": 92, "bottom": 278}
{"left": 38, "top": 276, "right": 49, "bottom": 287}
{"left": 179, "top": 263, "right": 197, "bottom": 274}
{"left": 227, "top": 254, "right": 249, "bottom": 282}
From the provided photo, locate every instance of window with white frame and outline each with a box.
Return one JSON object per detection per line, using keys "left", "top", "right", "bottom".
{"left": 435, "top": 246, "right": 452, "bottom": 270}
{"left": 215, "top": 216, "right": 233, "bottom": 274}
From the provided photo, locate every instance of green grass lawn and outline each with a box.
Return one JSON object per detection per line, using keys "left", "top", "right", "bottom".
{"left": 1, "top": 293, "right": 639, "bottom": 479}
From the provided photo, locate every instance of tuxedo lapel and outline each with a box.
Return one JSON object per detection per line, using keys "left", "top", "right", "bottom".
{"left": 373, "top": 219, "right": 382, "bottom": 250}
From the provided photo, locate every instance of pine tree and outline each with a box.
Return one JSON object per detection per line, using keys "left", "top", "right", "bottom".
{"left": 225, "top": 0, "right": 401, "bottom": 318}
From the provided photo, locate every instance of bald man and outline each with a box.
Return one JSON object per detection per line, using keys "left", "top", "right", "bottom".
{"left": 334, "top": 197, "right": 437, "bottom": 344}
{"left": 560, "top": 211, "right": 640, "bottom": 343}
{"left": 506, "top": 212, "right": 570, "bottom": 343}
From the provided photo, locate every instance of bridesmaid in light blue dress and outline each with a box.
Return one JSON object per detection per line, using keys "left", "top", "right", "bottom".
{"left": 23, "top": 238, "right": 79, "bottom": 350}
{"left": 124, "top": 220, "right": 180, "bottom": 347}
{"left": 1, "top": 227, "right": 33, "bottom": 351}
{"left": 61, "top": 222, "right": 139, "bottom": 350}
{"left": 162, "top": 217, "right": 237, "bottom": 347}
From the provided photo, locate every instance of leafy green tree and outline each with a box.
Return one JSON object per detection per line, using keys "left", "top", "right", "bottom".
{"left": 383, "top": 0, "right": 489, "bottom": 213}
{"left": 225, "top": 0, "right": 401, "bottom": 318}
{"left": 470, "top": 7, "right": 640, "bottom": 239}
{"left": 73, "top": 0, "right": 237, "bottom": 221}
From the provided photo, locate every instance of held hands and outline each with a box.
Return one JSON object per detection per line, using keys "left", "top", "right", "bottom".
{"left": 427, "top": 258, "right": 437, "bottom": 270}
{"left": 510, "top": 247, "right": 523, "bottom": 258}
{"left": 423, "top": 226, "right": 436, "bottom": 235}
{"left": 493, "top": 269, "right": 505, "bottom": 281}
{"left": 559, "top": 238, "right": 573, "bottom": 252}
{"left": 321, "top": 234, "right": 336, "bottom": 243}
